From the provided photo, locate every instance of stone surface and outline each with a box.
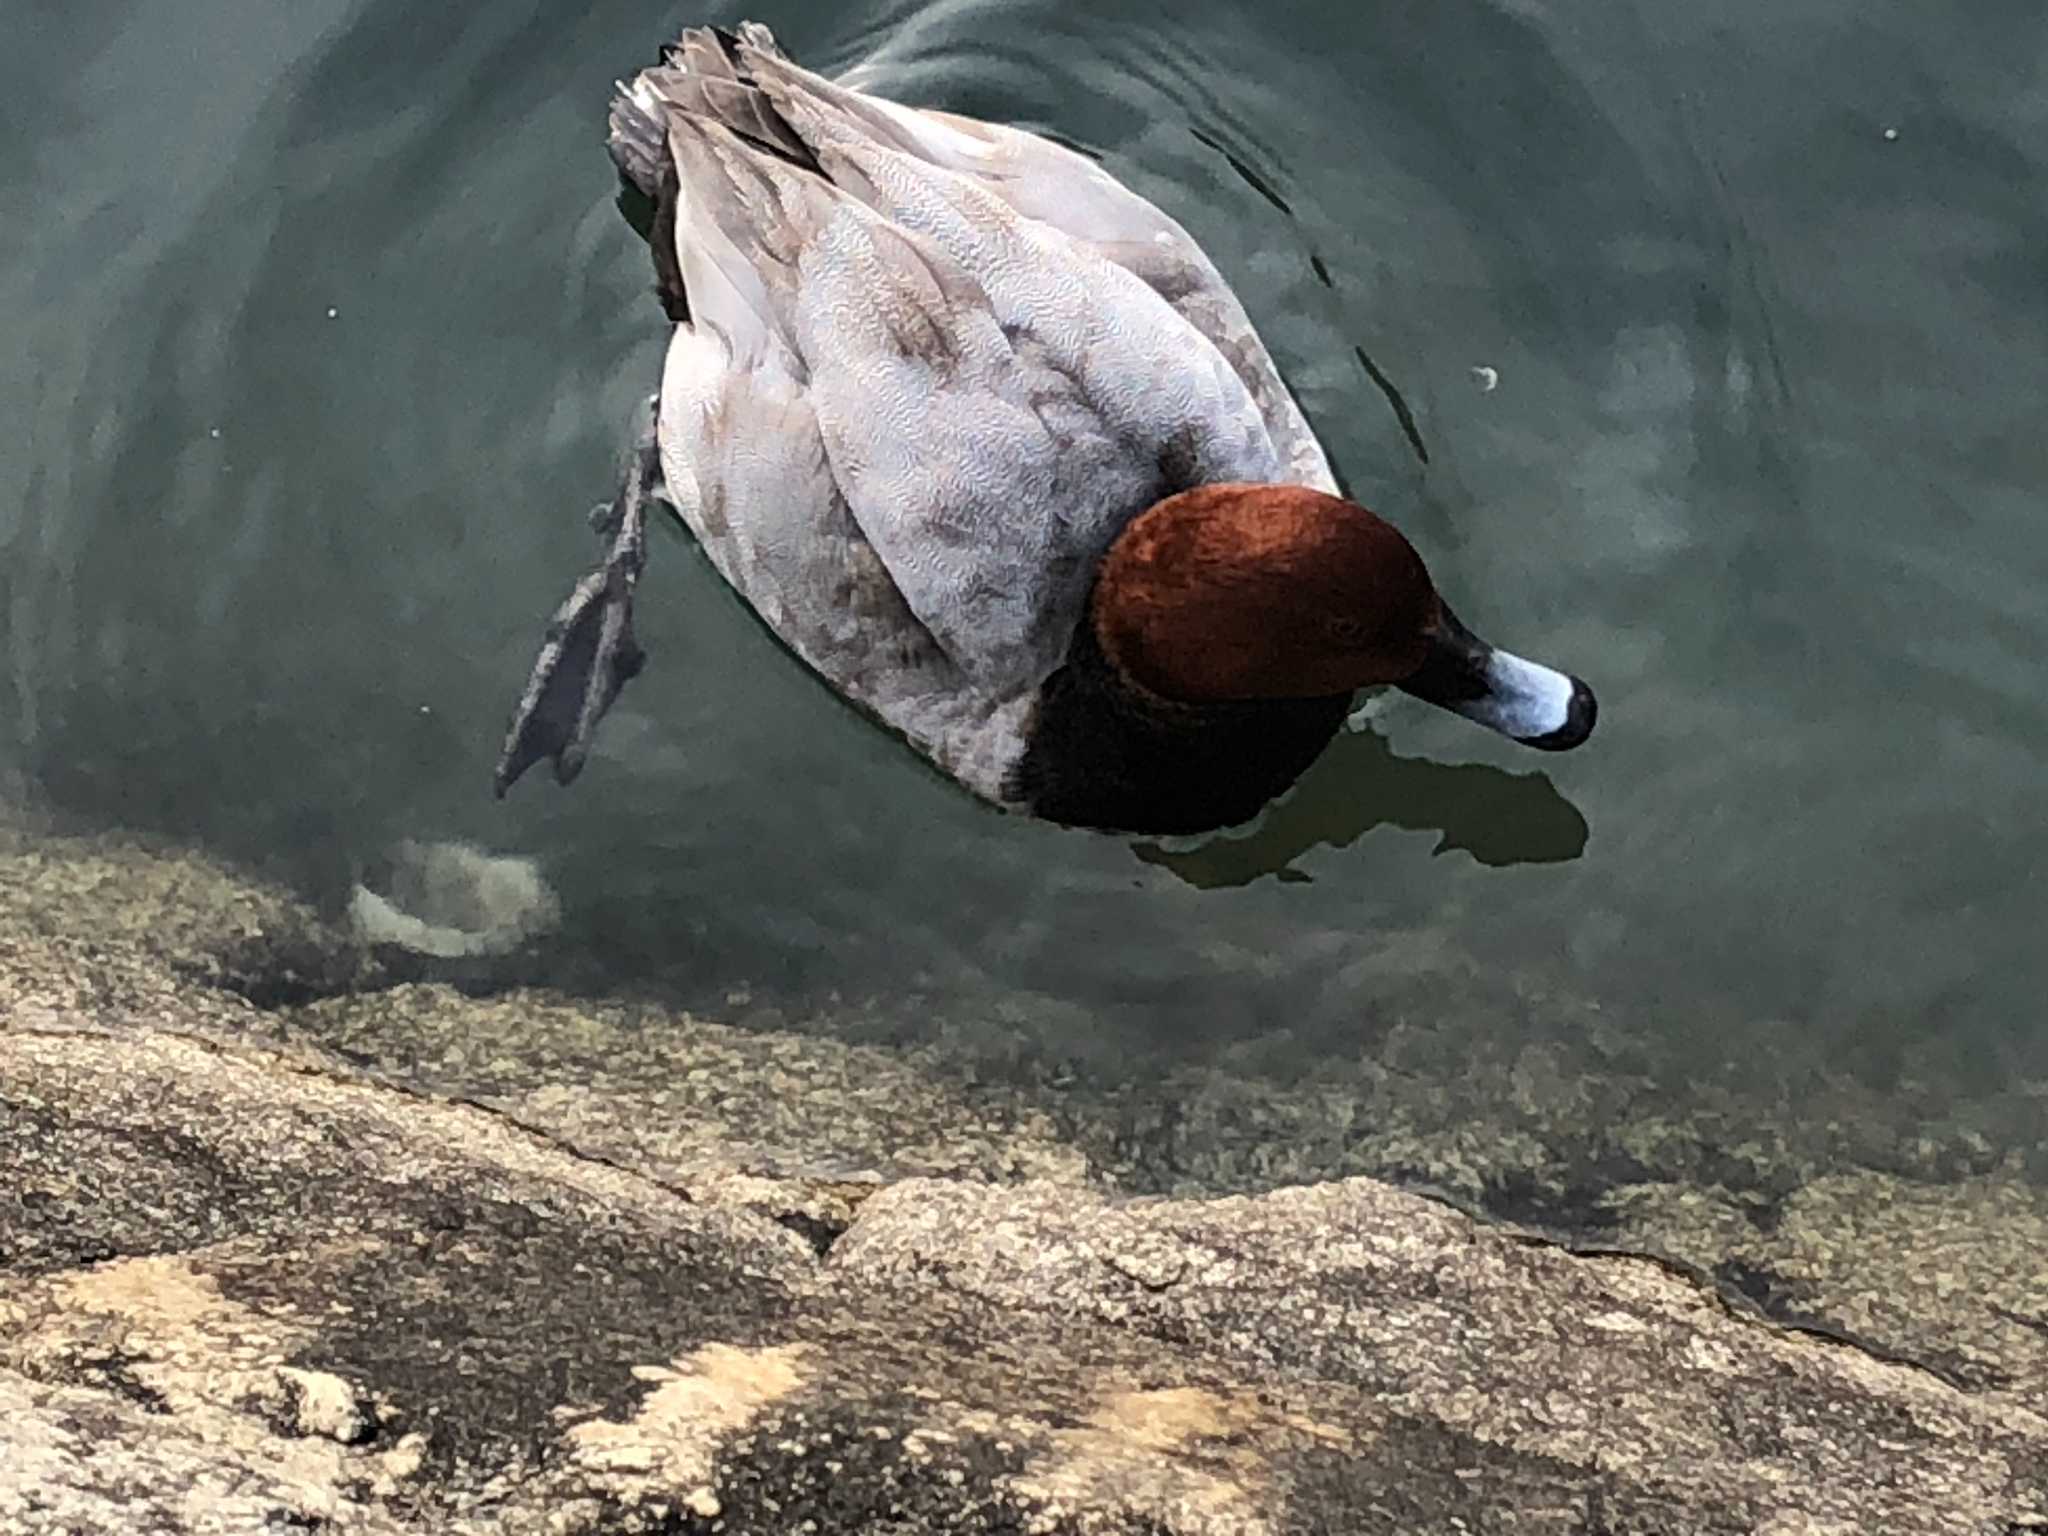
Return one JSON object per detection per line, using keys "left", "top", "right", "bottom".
{"left": 3, "top": 818, "right": 2047, "bottom": 1532}
{"left": 1042, "top": 994, "right": 2048, "bottom": 1408}
{"left": 5, "top": 1026, "right": 2045, "bottom": 1535}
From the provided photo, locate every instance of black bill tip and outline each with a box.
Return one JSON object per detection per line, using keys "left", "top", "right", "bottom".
{"left": 1519, "top": 675, "right": 1597, "bottom": 751}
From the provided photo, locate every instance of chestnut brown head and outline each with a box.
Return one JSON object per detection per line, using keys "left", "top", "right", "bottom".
{"left": 1091, "top": 483, "right": 1595, "bottom": 748}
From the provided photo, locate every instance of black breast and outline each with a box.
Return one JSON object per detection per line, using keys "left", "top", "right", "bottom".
{"left": 1008, "top": 619, "right": 1352, "bottom": 835}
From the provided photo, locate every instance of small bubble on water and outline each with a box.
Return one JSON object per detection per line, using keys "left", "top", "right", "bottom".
{"left": 1882, "top": 126, "right": 1899, "bottom": 141}
{"left": 326, "top": 306, "right": 339, "bottom": 319}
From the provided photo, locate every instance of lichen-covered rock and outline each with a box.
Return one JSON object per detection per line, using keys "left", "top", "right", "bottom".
{"left": 3, "top": 1025, "right": 2045, "bottom": 1535}
{"left": 0, "top": 1025, "right": 819, "bottom": 1533}
{"left": 4, "top": 821, "right": 2047, "bottom": 1533}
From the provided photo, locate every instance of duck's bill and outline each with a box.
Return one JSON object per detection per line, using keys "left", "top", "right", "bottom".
{"left": 1397, "top": 603, "right": 1596, "bottom": 751}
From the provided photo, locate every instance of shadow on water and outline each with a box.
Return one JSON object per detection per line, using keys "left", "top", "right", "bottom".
{"left": 1132, "top": 726, "right": 1588, "bottom": 888}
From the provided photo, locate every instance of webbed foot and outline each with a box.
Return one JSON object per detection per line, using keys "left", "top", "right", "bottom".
{"left": 494, "top": 398, "right": 662, "bottom": 796}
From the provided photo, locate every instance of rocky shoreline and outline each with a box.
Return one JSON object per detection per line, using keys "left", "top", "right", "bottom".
{"left": 3, "top": 814, "right": 2044, "bottom": 1532}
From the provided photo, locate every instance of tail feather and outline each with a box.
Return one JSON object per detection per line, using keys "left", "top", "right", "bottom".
{"left": 608, "top": 82, "right": 670, "bottom": 197}
{"left": 723, "top": 33, "right": 933, "bottom": 167}
{"left": 610, "top": 21, "right": 893, "bottom": 331}
{"left": 610, "top": 21, "right": 820, "bottom": 199}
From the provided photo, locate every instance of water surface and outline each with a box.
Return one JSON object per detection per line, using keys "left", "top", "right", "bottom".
{"left": 7, "top": 0, "right": 2046, "bottom": 1154}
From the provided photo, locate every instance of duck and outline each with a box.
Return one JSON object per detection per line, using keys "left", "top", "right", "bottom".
{"left": 495, "top": 21, "right": 1594, "bottom": 836}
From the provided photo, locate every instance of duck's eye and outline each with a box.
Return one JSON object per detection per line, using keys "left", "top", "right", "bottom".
{"left": 1327, "top": 617, "right": 1373, "bottom": 648}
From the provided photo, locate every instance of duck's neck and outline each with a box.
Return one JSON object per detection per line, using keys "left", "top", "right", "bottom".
{"left": 1008, "top": 483, "right": 1444, "bottom": 833}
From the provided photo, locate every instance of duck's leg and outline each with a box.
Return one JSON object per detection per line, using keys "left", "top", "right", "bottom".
{"left": 493, "top": 395, "right": 661, "bottom": 796}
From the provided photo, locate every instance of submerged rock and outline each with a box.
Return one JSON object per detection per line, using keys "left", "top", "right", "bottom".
{"left": 348, "top": 839, "right": 560, "bottom": 959}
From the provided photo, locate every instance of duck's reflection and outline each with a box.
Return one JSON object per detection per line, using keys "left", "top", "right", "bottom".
{"left": 1132, "top": 725, "right": 1588, "bottom": 887}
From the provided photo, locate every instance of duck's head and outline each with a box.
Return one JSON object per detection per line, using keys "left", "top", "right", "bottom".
{"left": 1093, "top": 484, "right": 1595, "bottom": 750}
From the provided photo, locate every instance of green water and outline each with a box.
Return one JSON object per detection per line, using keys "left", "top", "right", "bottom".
{"left": 6, "top": 0, "right": 2045, "bottom": 1134}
